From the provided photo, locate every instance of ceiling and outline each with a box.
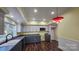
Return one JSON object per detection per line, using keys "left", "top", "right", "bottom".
{"left": 5, "top": 7, "right": 72, "bottom": 25}
{"left": 19, "top": 7, "right": 72, "bottom": 24}
{"left": 5, "top": 7, "right": 24, "bottom": 24}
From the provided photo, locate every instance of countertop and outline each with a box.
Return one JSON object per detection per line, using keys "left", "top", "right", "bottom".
{"left": 0, "top": 36, "right": 25, "bottom": 51}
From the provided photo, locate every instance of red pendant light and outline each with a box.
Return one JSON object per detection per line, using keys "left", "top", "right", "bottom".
{"left": 51, "top": 8, "right": 64, "bottom": 23}
{"left": 52, "top": 16, "right": 64, "bottom": 23}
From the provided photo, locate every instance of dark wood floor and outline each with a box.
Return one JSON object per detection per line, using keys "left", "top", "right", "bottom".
{"left": 24, "top": 40, "right": 62, "bottom": 51}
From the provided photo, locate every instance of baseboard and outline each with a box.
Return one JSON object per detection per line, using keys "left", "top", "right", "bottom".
{"left": 58, "top": 36, "right": 79, "bottom": 42}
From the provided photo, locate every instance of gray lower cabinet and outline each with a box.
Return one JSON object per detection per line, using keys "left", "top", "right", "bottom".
{"left": 10, "top": 40, "right": 22, "bottom": 51}
{"left": 10, "top": 37, "right": 26, "bottom": 51}
{"left": 45, "top": 33, "right": 51, "bottom": 42}
{"left": 25, "top": 34, "right": 41, "bottom": 44}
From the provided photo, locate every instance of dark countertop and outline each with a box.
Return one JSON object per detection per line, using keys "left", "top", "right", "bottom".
{"left": 0, "top": 36, "right": 25, "bottom": 51}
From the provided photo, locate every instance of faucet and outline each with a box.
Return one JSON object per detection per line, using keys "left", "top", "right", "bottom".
{"left": 6, "top": 33, "right": 13, "bottom": 42}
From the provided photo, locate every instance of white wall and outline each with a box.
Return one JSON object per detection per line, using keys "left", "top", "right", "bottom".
{"left": 48, "top": 26, "right": 57, "bottom": 40}
{"left": 57, "top": 8, "right": 79, "bottom": 41}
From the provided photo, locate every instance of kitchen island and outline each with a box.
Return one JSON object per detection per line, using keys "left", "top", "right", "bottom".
{"left": 17, "top": 31, "right": 48, "bottom": 41}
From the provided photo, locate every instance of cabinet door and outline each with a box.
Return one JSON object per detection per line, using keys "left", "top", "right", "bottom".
{"left": 11, "top": 41, "right": 22, "bottom": 51}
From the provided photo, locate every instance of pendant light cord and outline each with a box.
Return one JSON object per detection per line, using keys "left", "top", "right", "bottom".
{"left": 57, "top": 7, "right": 58, "bottom": 17}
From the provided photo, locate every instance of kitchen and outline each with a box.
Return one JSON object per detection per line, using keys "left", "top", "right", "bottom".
{"left": 0, "top": 7, "right": 71, "bottom": 51}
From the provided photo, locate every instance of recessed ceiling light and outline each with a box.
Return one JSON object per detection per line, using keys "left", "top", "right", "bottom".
{"left": 43, "top": 19, "right": 46, "bottom": 21}
{"left": 32, "top": 18, "right": 35, "bottom": 21}
{"left": 34, "top": 9, "right": 38, "bottom": 13}
{"left": 51, "top": 11, "right": 55, "bottom": 15}
{"left": 11, "top": 15, "right": 14, "bottom": 18}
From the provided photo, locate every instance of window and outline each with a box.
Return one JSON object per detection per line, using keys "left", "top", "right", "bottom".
{"left": 0, "top": 17, "right": 16, "bottom": 44}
